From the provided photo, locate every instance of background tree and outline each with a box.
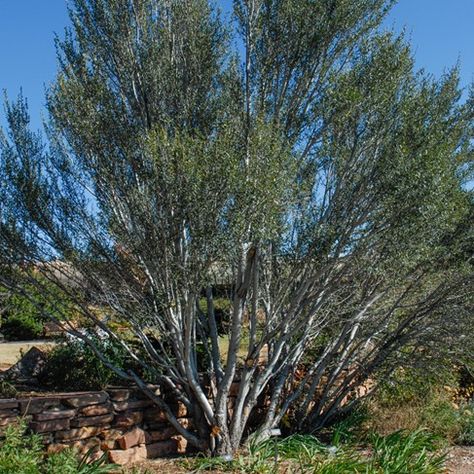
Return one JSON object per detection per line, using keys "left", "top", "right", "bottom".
{"left": 1, "top": 0, "right": 473, "bottom": 456}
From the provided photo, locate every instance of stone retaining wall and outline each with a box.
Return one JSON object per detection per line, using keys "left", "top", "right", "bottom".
{"left": 0, "top": 387, "right": 193, "bottom": 465}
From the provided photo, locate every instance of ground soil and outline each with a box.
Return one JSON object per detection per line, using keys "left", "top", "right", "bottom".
{"left": 123, "top": 457, "right": 292, "bottom": 473}
{"left": 0, "top": 340, "right": 56, "bottom": 370}
{"left": 120, "top": 448, "right": 474, "bottom": 473}
{"left": 445, "top": 446, "right": 474, "bottom": 473}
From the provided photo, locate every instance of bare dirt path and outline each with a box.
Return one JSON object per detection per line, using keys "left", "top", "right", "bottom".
{"left": 445, "top": 446, "right": 474, "bottom": 473}
{"left": 0, "top": 341, "right": 56, "bottom": 370}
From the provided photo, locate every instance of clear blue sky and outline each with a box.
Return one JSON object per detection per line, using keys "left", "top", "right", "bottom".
{"left": 1, "top": 0, "right": 473, "bottom": 131}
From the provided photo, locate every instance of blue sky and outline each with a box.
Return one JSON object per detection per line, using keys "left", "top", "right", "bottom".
{"left": 0, "top": 0, "right": 473, "bottom": 131}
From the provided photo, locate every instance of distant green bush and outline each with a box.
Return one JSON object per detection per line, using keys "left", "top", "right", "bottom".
{"left": 198, "top": 297, "right": 232, "bottom": 334}
{"left": 1, "top": 312, "right": 44, "bottom": 341}
{"left": 370, "top": 366, "right": 474, "bottom": 445}
{"left": 38, "top": 332, "right": 129, "bottom": 391}
{"left": 0, "top": 280, "right": 75, "bottom": 341}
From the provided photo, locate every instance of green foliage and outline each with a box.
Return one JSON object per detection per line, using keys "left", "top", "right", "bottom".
{"left": 372, "top": 367, "right": 474, "bottom": 444}
{"left": 0, "top": 0, "right": 473, "bottom": 453}
{"left": 198, "top": 298, "right": 233, "bottom": 334}
{"left": 377, "top": 367, "right": 456, "bottom": 407}
{"left": 457, "top": 403, "right": 474, "bottom": 445}
{"left": 369, "top": 429, "right": 446, "bottom": 474}
{"left": 44, "top": 448, "right": 113, "bottom": 474}
{"left": 330, "top": 407, "right": 369, "bottom": 446}
{"left": 0, "top": 420, "right": 44, "bottom": 474}
{"left": 0, "top": 420, "right": 115, "bottom": 473}
{"left": 38, "top": 334, "right": 128, "bottom": 391}
{"left": 0, "top": 280, "right": 74, "bottom": 341}
{"left": 1, "top": 313, "right": 44, "bottom": 341}
{"left": 0, "top": 380, "right": 18, "bottom": 398}
{"left": 189, "top": 431, "right": 446, "bottom": 473}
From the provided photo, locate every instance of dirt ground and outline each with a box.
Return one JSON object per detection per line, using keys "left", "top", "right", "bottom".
{"left": 123, "top": 458, "right": 291, "bottom": 473}
{"left": 0, "top": 341, "right": 56, "bottom": 370}
{"left": 120, "top": 448, "right": 474, "bottom": 474}
{"left": 445, "top": 446, "right": 474, "bottom": 473}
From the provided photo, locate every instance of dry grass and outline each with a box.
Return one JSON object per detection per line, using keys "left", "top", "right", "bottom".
{"left": 367, "top": 400, "right": 424, "bottom": 435}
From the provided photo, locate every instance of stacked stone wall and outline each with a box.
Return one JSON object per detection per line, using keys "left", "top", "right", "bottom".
{"left": 0, "top": 387, "right": 191, "bottom": 465}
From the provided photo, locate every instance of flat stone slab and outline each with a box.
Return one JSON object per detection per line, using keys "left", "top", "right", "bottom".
{"left": 108, "top": 444, "right": 147, "bottom": 465}
{"left": 0, "top": 408, "right": 19, "bottom": 419}
{"left": 117, "top": 427, "right": 147, "bottom": 450}
{"left": 0, "top": 416, "right": 20, "bottom": 427}
{"left": 35, "top": 409, "right": 76, "bottom": 421}
{"left": 30, "top": 418, "right": 71, "bottom": 433}
{"left": 147, "top": 426, "right": 177, "bottom": 442}
{"left": 79, "top": 403, "right": 112, "bottom": 417}
{"left": 56, "top": 425, "right": 111, "bottom": 441}
{"left": 63, "top": 392, "right": 109, "bottom": 408}
{"left": 70, "top": 413, "right": 114, "bottom": 428}
{"left": 0, "top": 399, "right": 19, "bottom": 410}
{"left": 19, "top": 397, "right": 62, "bottom": 415}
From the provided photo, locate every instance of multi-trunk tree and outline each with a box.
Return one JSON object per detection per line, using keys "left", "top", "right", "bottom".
{"left": 1, "top": 0, "right": 473, "bottom": 456}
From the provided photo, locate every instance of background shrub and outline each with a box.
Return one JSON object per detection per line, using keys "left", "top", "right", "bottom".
{"left": 1, "top": 312, "right": 44, "bottom": 341}
{"left": 0, "top": 280, "right": 75, "bottom": 341}
{"left": 369, "top": 366, "right": 474, "bottom": 444}
{"left": 38, "top": 332, "right": 129, "bottom": 391}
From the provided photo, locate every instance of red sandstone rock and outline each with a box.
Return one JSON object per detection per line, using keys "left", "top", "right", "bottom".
{"left": 100, "top": 439, "right": 117, "bottom": 451}
{"left": 173, "top": 435, "right": 188, "bottom": 454}
{"left": 117, "top": 427, "right": 147, "bottom": 449}
{"left": 47, "top": 443, "right": 69, "bottom": 454}
{"left": 145, "top": 439, "right": 178, "bottom": 458}
{"left": 30, "top": 418, "right": 70, "bottom": 433}
{"left": 108, "top": 445, "right": 147, "bottom": 465}
{"left": 55, "top": 425, "right": 110, "bottom": 441}
{"left": 88, "top": 449, "right": 105, "bottom": 463}
{"left": 99, "top": 428, "right": 123, "bottom": 441}
{"left": 113, "top": 411, "right": 143, "bottom": 428}
{"left": 79, "top": 403, "right": 112, "bottom": 417}
{"left": 70, "top": 437, "right": 101, "bottom": 454}
{"left": 70, "top": 413, "right": 114, "bottom": 428}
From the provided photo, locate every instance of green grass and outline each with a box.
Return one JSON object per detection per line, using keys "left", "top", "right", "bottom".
{"left": 0, "top": 419, "right": 117, "bottom": 474}
{"left": 186, "top": 429, "right": 446, "bottom": 474}
{"left": 369, "top": 429, "right": 446, "bottom": 474}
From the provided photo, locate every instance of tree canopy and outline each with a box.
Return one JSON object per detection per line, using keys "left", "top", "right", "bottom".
{"left": 1, "top": 0, "right": 473, "bottom": 456}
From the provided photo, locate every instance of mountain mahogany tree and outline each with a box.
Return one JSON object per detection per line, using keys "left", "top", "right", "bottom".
{"left": 1, "top": 0, "right": 473, "bottom": 456}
